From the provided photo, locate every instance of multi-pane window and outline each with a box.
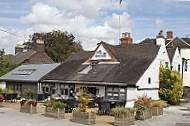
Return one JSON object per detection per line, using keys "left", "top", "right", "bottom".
{"left": 106, "top": 87, "right": 126, "bottom": 100}
{"left": 60, "top": 84, "right": 74, "bottom": 96}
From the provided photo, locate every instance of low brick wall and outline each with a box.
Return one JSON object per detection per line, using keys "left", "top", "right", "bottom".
{"left": 114, "top": 113, "right": 135, "bottom": 126}
{"left": 135, "top": 109, "right": 152, "bottom": 120}
{"left": 45, "top": 107, "right": 65, "bottom": 119}
{"left": 151, "top": 107, "right": 163, "bottom": 116}
{"left": 20, "top": 104, "right": 37, "bottom": 114}
{"left": 71, "top": 111, "right": 96, "bottom": 125}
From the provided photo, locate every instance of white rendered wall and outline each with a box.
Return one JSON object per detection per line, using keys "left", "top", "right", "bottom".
{"left": 171, "top": 48, "right": 182, "bottom": 74}
{"left": 181, "top": 49, "right": 190, "bottom": 87}
{"left": 126, "top": 87, "right": 137, "bottom": 108}
{"left": 0, "top": 82, "right": 6, "bottom": 89}
{"left": 136, "top": 45, "right": 170, "bottom": 100}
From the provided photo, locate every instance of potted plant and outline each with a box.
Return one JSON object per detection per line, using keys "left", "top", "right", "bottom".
{"left": 20, "top": 89, "right": 37, "bottom": 114}
{"left": 134, "top": 94, "right": 152, "bottom": 120}
{"left": 20, "top": 100, "right": 37, "bottom": 114}
{"left": 71, "top": 89, "right": 96, "bottom": 125}
{"left": 43, "top": 99, "right": 67, "bottom": 119}
{"left": 23, "top": 89, "right": 34, "bottom": 99}
{"left": 0, "top": 95, "right": 4, "bottom": 107}
{"left": 151, "top": 100, "right": 167, "bottom": 116}
{"left": 111, "top": 107, "right": 136, "bottom": 126}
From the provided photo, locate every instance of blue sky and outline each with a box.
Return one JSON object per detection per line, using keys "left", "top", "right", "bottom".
{"left": 0, "top": 0, "right": 190, "bottom": 54}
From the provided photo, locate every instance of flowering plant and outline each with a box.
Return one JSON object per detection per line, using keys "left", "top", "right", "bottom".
{"left": 0, "top": 95, "right": 4, "bottom": 102}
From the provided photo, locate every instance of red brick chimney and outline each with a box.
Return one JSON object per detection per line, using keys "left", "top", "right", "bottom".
{"left": 15, "top": 44, "right": 23, "bottom": 54}
{"left": 120, "top": 32, "right": 133, "bottom": 45}
{"left": 35, "top": 40, "right": 45, "bottom": 53}
{"left": 166, "top": 31, "right": 173, "bottom": 40}
{"left": 2, "top": 48, "right": 5, "bottom": 56}
{"left": 156, "top": 30, "right": 165, "bottom": 39}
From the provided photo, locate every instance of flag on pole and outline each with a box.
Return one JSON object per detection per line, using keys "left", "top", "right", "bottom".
{"left": 120, "top": 0, "right": 122, "bottom": 4}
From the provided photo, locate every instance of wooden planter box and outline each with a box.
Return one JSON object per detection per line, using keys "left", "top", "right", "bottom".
{"left": 114, "top": 113, "right": 135, "bottom": 126}
{"left": 0, "top": 102, "right": 3, "bottom": 107}
{"left": 20, "top": 104, "right": 37, "bottom": 114}
{"left": 151, "top": 107, "right": 163, "bottom": 116}
{"left": 71, "top": 111, "right": 96, "bottom": 125}
{"left": 135, "top": 109, "right": 152, "bottom": 120}
{"left": 45, "top": 107, "right": 65, "bottom": 119}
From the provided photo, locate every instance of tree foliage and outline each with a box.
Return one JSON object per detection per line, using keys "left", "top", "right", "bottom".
{"left": 0, "top": 54, "right": 17, "bottom": 77}
{"left": 159, "top": 66, "right": 183, "bottom": 105}
{"left": 25, "top": 30, "right": 83, "bottom": 62}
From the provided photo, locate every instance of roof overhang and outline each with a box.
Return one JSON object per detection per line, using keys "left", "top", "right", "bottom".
{"left": 41, "top": 80, "right": 136, "bottom": 87}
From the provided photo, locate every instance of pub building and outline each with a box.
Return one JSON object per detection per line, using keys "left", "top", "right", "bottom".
{"left": 41, "top": 33, "right": 170, "bottom": 107}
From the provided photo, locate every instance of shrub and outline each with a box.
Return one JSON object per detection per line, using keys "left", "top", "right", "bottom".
{"left": 159, "top": 66, "right": 183, "bottom": 105}
{"left": 20, "top": 100, "right": 27, "bottom": 106}
{"left": 151, "top": 100, "right": 167, "bottom": 107}
{"left": 0, "top": 95, "right": 4, "bottom": 102}
{"left": 53, "top": 101, "right": 67, "bottom": 109}
{"left": 23, "top": 89, "right": 34, "bottom": 99}
{"left": 76, "top": 89, "right": 90, "bottom": 112}
{"left": 43, "top": 99, "right": 55, "bottom": 107}
{"left": 0, "top": 88, "right": 3, "bottom": 93}
{"left": 134, "top": 94, "right": 152, "bottom": 114}
{"left": 111, "top": 107, "right": 136, "bottom": 117}
{"left": 27, "top": 100, "right": 38, "bottom": 107}
{"left": 8, "top": 89, "right": 14, "bottom": 94}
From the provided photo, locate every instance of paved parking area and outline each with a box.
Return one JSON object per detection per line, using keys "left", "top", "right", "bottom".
{"left": 135, "top": 105, "right": 190, "bottom": 126}
{"left": 0, "top": 108, "right": 99, "bottom": 126}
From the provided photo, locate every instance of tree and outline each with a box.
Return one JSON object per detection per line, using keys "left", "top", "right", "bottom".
{"left": 0, "top": 48, "right": 5, "bottom": 60}
{"left": 159, "top": 66, "right": 183, "bottom": 104}
{"left": 0, "top": 54, "right": 17, "bottom": 77}
{"left": 25, "top": 30, "right": 83, "bottom": 62}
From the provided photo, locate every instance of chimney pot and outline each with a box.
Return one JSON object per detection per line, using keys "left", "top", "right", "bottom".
{"left": 120, "top": 32, "right": 133, "bottom": 45}
{"left": 122, "top": 33, "right": 125, "bottom": 38}
{"left": 35, "top": 39, "right": 45, "bottom": 53}
{"left": 167, "top": 31, "right": 173, "bottom": 40}
{"left": 15, "top": 44, "right": 24, "bottom": 54}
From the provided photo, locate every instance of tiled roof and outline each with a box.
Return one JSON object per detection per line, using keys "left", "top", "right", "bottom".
{"left": 6, "top": 50, "right": 54, "bottom": 65}
{"left": 0, "top": 63, "right": 61, "bottom": 82}
{"left": 166, "top": 47, "right": 176, "bottom": 63}
{"left": 41, "top": 42, "right": 160, "bottom": 86}
{"left": 140, "top": 37, "right": 190, "bottom": 48}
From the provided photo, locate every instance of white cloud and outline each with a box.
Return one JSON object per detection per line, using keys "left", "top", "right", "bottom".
{"left": 0, "top": 27, "right": 33, "bottom": 54}
{"left": 155, "top": 18, "right": 164, "bottom": 27}
{"left": 2, "top": 1, "right": 134, "bottom": 54}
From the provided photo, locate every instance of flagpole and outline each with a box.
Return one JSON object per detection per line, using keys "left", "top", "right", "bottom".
{"left": 119, "top": 0, "right": 121, "bottom": 45}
